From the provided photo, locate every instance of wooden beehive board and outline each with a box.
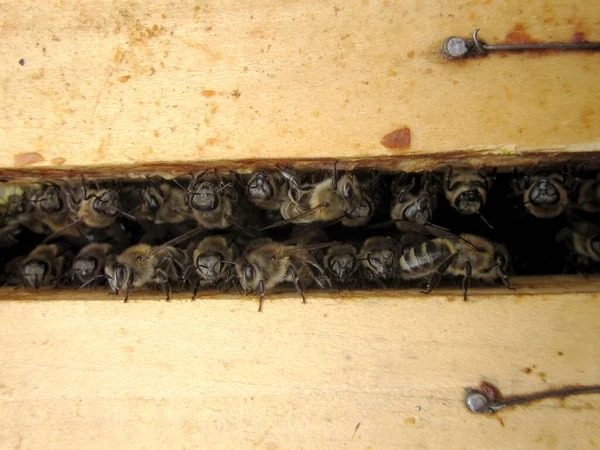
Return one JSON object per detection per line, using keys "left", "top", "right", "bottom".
{"left": 0, "top": 0, "right": 599, "bottom": 174}
{"left": 1, "top": 0, "right": 600, "bottom": 448}
{"left": 0, "top": 277, "right": 599, "bottom": 449}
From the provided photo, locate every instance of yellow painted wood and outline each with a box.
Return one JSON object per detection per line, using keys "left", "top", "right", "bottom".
{"left": 0, "top": 281, "right": 599, "bottom": 449}
{"left": 0, "top": 0, "right": 599, "bottom": 172}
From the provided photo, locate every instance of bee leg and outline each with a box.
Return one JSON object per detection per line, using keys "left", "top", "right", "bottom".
{"left": 462, "top": 261, "right": 472, "bottom": 301}
{"left": 287, "top": 265, "right": 306, "bottom": 304}
{"left": 258, "top": 280, "right": 265, "bottom": 312}
{"left": 421, "top": 252, "right": 458, "bottom": 295}
{"left": 191, "top": 279, "right": 199, "bottom": 301}
{"left": 156, "top": 269, "right": 171, "bottom": 301}
{"left": 497, "top": 267, "right": 516, "bottom": 291}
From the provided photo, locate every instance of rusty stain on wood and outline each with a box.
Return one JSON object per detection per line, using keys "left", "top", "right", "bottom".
{"left": 380, "top": 127, "right": 411, "bottom": 150}
{"left": 13, "top": 152, "right": 45, "bottom": 166}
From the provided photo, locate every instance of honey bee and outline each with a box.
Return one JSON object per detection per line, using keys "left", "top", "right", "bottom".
{"left": 105, "top": 243, "right": 192, "bottom": 302}
{"left": 444, "top": 167, "right": 493, "bottom": 226}
{"left": 267, "top": 163, "right": 365, "bottom": 229}
{"left": 0, "top": 222, "right": 22, "bottom": 248}
{"left": 398, "top": 233, "right": 513, "bottom": 300}
{"left": 67, "top": 177, "right": 137, "bottom": 230}
{"left": 183, "top": 234, "right": 240, "bottom": 299}
{"left": 245, "top": 170, "right": 288, "bottom": 211}
{"left": 28, "top": 182, "right": 78, "bottom": 235}
{"left": 323, "top": 242, "right": 360, "bottom": 287}
{"left": 236, "top": 236, "right": 334, "bottom": 311}
{"left": 181, "top": 171, "right": 245, "bottom": 230}
{"left": 20, "top": 243, "right": 73, "bottom": 289}
{"left": 136, "top": 178, "right": 191, "bottom": 225}
{"left": 512, "top": 170, "right": 575, "bottom": 219}
{"left": 391, "top": 171, "right": 439, "bottom": 226}
{"left": 358, "top": 236, "right": 403, "bottom": 284}
{"left": 574, "top": 173, "right": 600, "bottom": 213}
{"left": 71, "top": 243, "right": 115, "bottom": 287}
{"left": 557, "top": 221, "right": 600, "bottom": 266}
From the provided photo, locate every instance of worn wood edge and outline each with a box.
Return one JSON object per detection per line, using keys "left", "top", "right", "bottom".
{"left": 0, "top": 275, "right": 598, "bottom": 302}
{"left": 1, "top": 148, "right": 599, "bottom": 183}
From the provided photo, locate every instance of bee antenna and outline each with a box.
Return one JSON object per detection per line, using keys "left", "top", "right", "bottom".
{"left": 221, "top": 260, "right": 239, "bottom": 267}
{"left": 332, "top": 160, "right": 340, "bottom": 190}
{"left": 116, "top": 208, "right": 137, "bottom": 221}
{"left": 215, "top": 182, "right": 232, "bottom": 194}
{"left": 476, "top": 211, "right": 494, "bottom": 229}
{"left": 42, "top": 216, "right": 85, "bottom": 243}
{"left": 145, "top": 176, "right": 164, "bottom": 197}
{"left": 172, "top": 178, "right": 190, "bottom": 193}
{"left": 79, "top": 274, "right": 108, "bottom": 289}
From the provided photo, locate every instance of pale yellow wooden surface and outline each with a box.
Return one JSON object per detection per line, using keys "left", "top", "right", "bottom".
{"left": 1, "top": 0, "right": 599, "bottom": 172}
{"left": 0, "top": 277, "right": 599, "bottom": 449}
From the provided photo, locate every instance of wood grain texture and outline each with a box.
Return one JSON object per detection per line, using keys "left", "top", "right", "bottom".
{"left": 0, "top": 277, "right": 599, "bottom": 449}
{"left": 0, "top": 0, "right": 599, "bottom": 172}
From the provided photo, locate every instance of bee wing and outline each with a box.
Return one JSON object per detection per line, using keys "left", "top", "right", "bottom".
{"left": 392, "top": 220, "right": 485, "bottom": 252}
{"left": 260, "top": 203, "right": 336, "bottom": 231}
{"left": 283, "top": 241, "right": 342, "bottom": 256}
{"left": 138, "top": 226, "right": 205, "bottom": 261}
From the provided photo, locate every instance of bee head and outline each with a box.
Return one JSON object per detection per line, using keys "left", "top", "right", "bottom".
{"left": 191, "top": 181, "right": 219, "bottom": 211}
{"left": 38, "top": 185, "right": 64, "bottom": 214}
{"left": 528, "top": 176, "right": 561, "bottom": 207}
{"left": 402, "top": 196, "right": 435, "bottom": 224}
{"left": 22, "top": 259, "right": 48, "bottom": 289}
{"left": 73, "top": 257, "right": 98, "bottom": 283}
{"left": 366, "top": 248, "right": 396, "bottom": 280}
{"left": 196, "top": 252, "right": 225, "bottom": 285}
{"left": 247, "top": 171, "right": 274, "bottom": 201}
{"left": 328, "top": 253, "right": 356, "bottom": 283}
{"left": 455, "top": 188, "right": 484, "bottom": 215}
{"left": 92, "top": 189, "right": 120, "bottom": 217}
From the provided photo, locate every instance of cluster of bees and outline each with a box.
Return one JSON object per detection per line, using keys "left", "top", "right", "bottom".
{"left": 1, "top": 164, "right": 599, "bottom": 311}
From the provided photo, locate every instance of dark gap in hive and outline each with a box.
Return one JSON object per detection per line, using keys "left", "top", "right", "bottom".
{"left": 1, "top": 164, "right": 599, "bottom": 302}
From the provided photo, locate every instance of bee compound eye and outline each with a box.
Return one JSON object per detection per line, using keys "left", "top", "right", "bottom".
{"left": 149, "top": 195, "right": 160, "bottom": 212}
{"left": 343, "top": 182, "right": 354, "bottom": 200}
{"left": 116, "top": 264, "right": 126, "bottom": 285}
{"left": 244, "top": 264, "right": 255, "bottom": 282}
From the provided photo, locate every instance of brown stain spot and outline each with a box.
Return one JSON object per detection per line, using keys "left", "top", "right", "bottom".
{"left": 590, "top": 438, "right": 596, "bottom": 447}
{"left": 468, "top": 11, "right": 477, "bottom": 21}
{"left": 232, "top": 89, "right": 241, "bottom": 98}
{"left": 51, "top": 157, "right": 66, "bottom": 165}
{"left": 503, "top": 24, "right": 539, "bottom": 45}
{"left": 205, "top": 137, "right": 218, "bottom": 146}
{"left": 407, "top": 50, "right": 415, "bottom": 58}
{"left": 522, "top": 367, "right": 533, "bottom": 374}
{"left": 404, "top": 417, "right": 416, "bottom": 425}
{"left": 557, "top": 351, "right": 564, "bottom": 356}
{"left": 381, "top": 127, "right": 411, "bottom": 150}
{"left": 153, "top": 130, "right": 159, "bottom": 137}
{"left": 31, "top": 69, "right": 44, "bottom": 80}
{"left": 581, "top": 106, "right": 594, "bottom": 129}
{"left": 495, "top": 415, "right": 505, "bottom": 427}
{"left": 119, "top": 75, "right": 131, "bottom": 83}
{"left": 14, "top": 152, "right": 45, "bottom": 166}
{"left": 538, "top": 372, "right": 548, "bottom": 383}
{"left": 202, "top": 90, "right": 216, "bottom": 98}
{"left": 573, "top": 31, "right": 586, "bottom": 43}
